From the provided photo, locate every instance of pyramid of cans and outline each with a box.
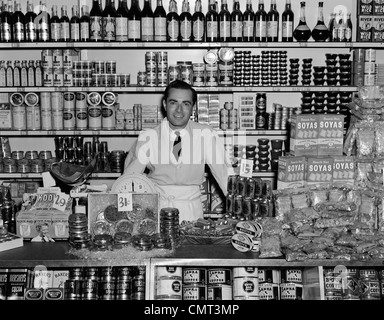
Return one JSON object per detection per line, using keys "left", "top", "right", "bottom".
{"left": 139, "top": 51, "right": 168, "bottom": 87}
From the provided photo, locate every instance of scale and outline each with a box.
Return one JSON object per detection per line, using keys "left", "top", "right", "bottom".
{"left": 111, "top": 173, "right": 158, "bottom": 194}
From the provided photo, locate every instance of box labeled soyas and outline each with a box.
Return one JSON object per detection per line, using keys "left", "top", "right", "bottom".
{"left": 306, "top": 157, "right": 334, "bottom": 186}
{"left": 317, "top": 114, "right": 345, "bottom": 156}
{"left": 277, "top": 156, "right": 306, "bottom": 189}
{"left": 290, "top": 114, "right": 318, "bottom": 156}
{"left": 332, "top": 156, "right": 355, "bottom": 188}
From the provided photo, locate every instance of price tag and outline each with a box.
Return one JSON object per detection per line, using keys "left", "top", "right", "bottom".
{"left": 66, "top": 42, "right": 74, "bottom": 47}
{"left": 272, "top": 87, "right": 281, "bottom": 92}
{"left": 117, "top": 193, "right": 133, "bottom": 211}
{"left": 34, "top": 193, "right": 57, "bottom": 210}
{"left": 82, "top": 87, "right": 90, "bottom": 92}
{"left": 17, "top": 87, "right": 25, "bottom": 92}
{"left": 12, "top": 43, "right": 20, "bottom": 48}
{"left": 239, "top": 159, "right": 254, "bottom": 178}
{"left": 61, "top": 87, "right": 68, "bottom": 92}
{"left": 92, "top": 130, "right": 100, "bottom": 135}
{"left": 136, "top": 87, "right": 144, "bottom": 92}
{"left": 20, "top": 131, "right": 27, "bottom": 136}
{"left": 155, "top": 87, "right": 164, "bottom": 92}
{"left": 299, "top": 42, "right": 308, "bottom": 47}
{"left": 344, "top": 42, "right": 352, "bottom": 48}
{"left": 180, "top": 42, "right": 189, "bottom": 47}
{"left": 47, "top": 130, "right": 56, "bottom": 136}
{"left": 329, "top": 87, "right": 340, "bottom": 92}
{"left": 292, "top": 87, "right": 300, "bottom": 91}
{"left": 52, "top": 192, "right": 70, "bottom": 212}
{"left": 104, "top": 42, "right": 112, "bottom": 47}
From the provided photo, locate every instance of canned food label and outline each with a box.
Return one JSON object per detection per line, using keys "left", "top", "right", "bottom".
{"left": 258, "top": 283, "right": 279, "bottom": 300}
{"left": 183, "top": 269, "right": 206, "bottom": 284}
{"left": 233, "top": 277, "right": 258, "bottom": 295}
{"left": 208, "top": 269, "right": 231, "bottom": 285}
{"left": 324, "top": 274, "right": 343, "bottom": 291}
{"left": 285, "top": 269, "right": 303, "bottom": 283}
{"left": 207, "top": 285, "right": 232, "bottom": 300}
{"left": 360, "top": 279, "right": 380, "bottom": 297}
{"left": 280, "top": 283, "right": 303, "bottom": 300}
{"left": 183, "top": 285, "right": 206, "bottom": 300}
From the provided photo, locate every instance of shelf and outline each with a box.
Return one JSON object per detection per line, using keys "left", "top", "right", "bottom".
{"left": 0, "top": 86, "right": 358, "bottom": 93}
{"left": 0, "top": 173, "right": 121, "bottom": 179}
{"left": 1, "top": 41, "right": 381, "bottom": 49}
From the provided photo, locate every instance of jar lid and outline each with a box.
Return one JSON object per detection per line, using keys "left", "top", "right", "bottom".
{"left": 218, "top": 47, "right": 235, "bottom": 62}
{"left": 102, "top": 92, "right": 117, "bottom": 106}
{"left": 204, "top": 49, "right": 218, "bottom": 64}
{"left": 10, "top": 93, "right": 24, "bottom": 106}
{"left": 87, "top": 92, "right": 102, "bottom": 106}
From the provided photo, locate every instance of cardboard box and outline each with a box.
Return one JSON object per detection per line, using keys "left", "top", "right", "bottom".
{"left": 6, "top": 269, "right": 29, "bottom": 300}
{"left": 372, "top": 16, "right": 384, "bottom": 41}
{"left": 373, "top": 0, "right": 384, "bottom": 14}
{"left": 306, "top": 157, "right": 334, "bottom": 186}
{"left": 290, "top": 114, "right": 318, "bottom": 156}
{"left": 0, "top": 269, "right": 7, "bottom": 300}
{"left": 357, "top": 16, "right": 373, "bottom": 41}
{"left": 277, "top": 156, "right": 306, "bottom": 190}
{"left": 332, "top": 156, "right": 355, "bottom": 188}
{"left": 359, "top": 0, "right": 373, "bottom": 15}
{"left": 0, "top": 103, "right": 12, "bottom": 129}
{"left": 52, "top": 270, "right": 69, "bottom": 288}
{"left": 33, "top": 270, "right": 53, "bottom": 289}
{"left": 318, "top": 114, "right": 344, "bottom": 156}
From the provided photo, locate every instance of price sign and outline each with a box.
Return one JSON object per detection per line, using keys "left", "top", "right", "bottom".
{"left": 117, "top": 193, "right": 133, "bottom": 211}
{"left": 33, "top": 193, "right": 57, "bottom": 210}
{"left": 239, "top": 159, "right": 254, "bottom": 178}
{"left": 52, "top": 192, "right": 70, "bottom": 212}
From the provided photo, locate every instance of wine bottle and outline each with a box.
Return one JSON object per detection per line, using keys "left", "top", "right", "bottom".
{"left": 180, "top": 0, "right": 192, "bottom": 41}
{"left": 116, "top": 0, "right": 129, "bottom": 41}
{"left": 6, "top": 60, "right": 13, "bottom": 87}
{"left": 219, "top": 0, "right": 231, "bottom": 42}
{"left": 328, "top": 13, "right": 336, "bottom": 42}
{"left": 192, "top": 0, "right": 205, "bottom": 42}
{"left": 336, "top": 15, "right": 346, "bottom": 42}
{"left": 311, "top": 1, "right": 329, "bottom": 42}
{"left": 267, "top": 0, "right": 279, "bottom": 42}
{"left": 20, "top": 60, "right": 28, "bottom": 87}
{"left": 231, "top": 0, "right": 243, "bottom": 42}
{"left": 90, "top": 0, "right": 103, "bottom": 41}
{"left": 38, "top": 0, "right": 50, "bottom": 42}
{"left": 243, "top": 0, "right": 254, "bottom": 42}
{"left": 12, "top": 2, "right": 24, "bottom": 42}
{"left": 141, "top": 0, "right": 154, "bottom": 41}
{"left": 103, "top": 0, "right": 117, "bottom": 42}
{"left": 293, "top": 1, "right": 311, "bottom": 42}
{"left": 13, "top": 60, "right": 21, "bottom": 87}
{"left": 60, "top": 5, "right": 70, "bottom": 42}
{"left": 281, "top": 0, "right": 294, "bottom": 42}
{"left": 0, "top": 2, "right": 12, "bottom": 42}
{"left": 25, "top": 1, "right": 37, "bottom": 42}
{"left": 128, "top": 0, "right": 141, "bottom": 42}
{"left": 255, "top": 0, "right": 267, "bottom": 42}
{"left": 345, "top": 13, "right": 352, "bottom": 42}
{"left": 35, "top": 60, "right": 43, "bottom": 87}
{"left": 166, "top": 0, "right": 179, "bottom": 42}
{"left": 206, "top": 0, "right": 218, "bottom": 42}
{"left": 70, "top": 5, "right": 80, "bottom": 42}
{"left": 80, "top": 5, "right": 90, "bottom": 42}
{"left": 0, "top": 61, "right": 6, "bottom": 87}
{"left": 50, "top": 5, "right": 60, "bottom": 42}
{"left": 154, "top": 0, "right": 166, "bottom": 41}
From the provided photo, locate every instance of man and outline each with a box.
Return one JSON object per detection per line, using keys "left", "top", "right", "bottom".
{"left": 123, "top": 80, "right": 234, "bottom": 221}
{"left": 31, "top": 223, "right": 55, "bottom": 242}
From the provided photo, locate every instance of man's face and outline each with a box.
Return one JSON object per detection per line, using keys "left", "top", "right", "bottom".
{"left": 41, "top": 226, "right": 49, "bottom": 235}
{"left": 163, "top": 88, "right": 194, "bottom": 130}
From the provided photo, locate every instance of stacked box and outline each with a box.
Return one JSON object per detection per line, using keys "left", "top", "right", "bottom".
{"left": 33, "top": 270, "right": 53, "bottom": 289}
{"left": 52, "top": 270, "right": 69, "bottom": 288}
{"left": 197, "top": 94, "right": 209, "bottom": 125}
{"left": 115, "top": 107, "right": 125, "bottom": 130}
{"left": 357, "top": 0, "right": 384, "bottom": 42}
{"left": 318, "top": 114, "right": 345, "bottom": 156}
{"left": 277, "top": 156, "right": 306, "bottom": 189}
{"left": 208, "top": 94, "right": 220, "bottom": 129}
{"left": 0, "top": 93, "right": 11, "bottom": 129}
{"left": 290, "top": 114, "right": 319, "bottom": 156}
{"left": 141, "top": 105, "right": 158, "bottom": 129}
{"left": 125, "top": 106, "right": 134, "bottom": 130}
{"left": 306, "top": 157, "right": 334, "bottom": 187}
{"left": 372, "top": 16, "right": 384, "bottom": 42}
{"left": 233, "top": 93, "right": 256, "bottom": 130}
{"left": 6, "top": 268, "right": 29, "bottom": 300}
{"left": 332, "top": 156, "right": 355, "bottom": 187}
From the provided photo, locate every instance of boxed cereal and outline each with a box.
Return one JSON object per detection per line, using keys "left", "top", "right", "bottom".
{"left": 277, "top": 156, "right": 306, "bottom": 190}
{"left": 289, "top": 114, "right": 318, "bottom": 156}
{"left": 373, "top": 0, "right": 384, "bottom": 14}
{"left": 372, "top": 16, "right": 384, "bottom": 42}
{"left": 358, "top": 15, "right": 374, "bottom": 41}
{"left": 332, "top": 156, "right": 355, "bottom": 188}
{"left": 358, "top": 0, "right": 374, "bottom": 15}
{"left": 318, "top": 114, "right": 345, "bottom": 156}
{"left": 306, "top": 157, "right": 334, "bottom": 187}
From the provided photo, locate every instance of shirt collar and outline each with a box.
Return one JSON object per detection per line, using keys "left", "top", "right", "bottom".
{"left": 165, "top": 118, "right": 190, "bottom": 139}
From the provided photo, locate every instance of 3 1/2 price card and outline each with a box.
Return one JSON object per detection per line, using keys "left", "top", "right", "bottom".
{"left": 117, "top": 193, "right": 133, "bottom": 211}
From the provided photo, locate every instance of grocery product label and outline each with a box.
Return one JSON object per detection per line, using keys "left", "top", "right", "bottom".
{"left": 332, "top": 156, "right": 355, "bottom": 187}
{"left": 277, "top": 156, "right": 306, "bottom": 190}
{"left": 358, "top": 16, "right": 373, "bottom": 42}
{"left": 290, "top": 114, "right": 318, "bottom": 156}
{"left": 306, "top": 157, "right": 334, "bottom": 186}
{"left": 359, "top": 0, "right": 373, "bottom": 14}
{"left": 318, "top": 114, "right": 344, "bottom": 156}
{"left": 372, "top": 16, "right": 384, "bottom": 42}
{"left": 374, "top": 0, "right": 384, "bottom": 14}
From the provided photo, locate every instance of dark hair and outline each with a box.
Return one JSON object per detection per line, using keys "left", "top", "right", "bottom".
{"left": 162, "top": 79, "right": 197, "bottom": 105}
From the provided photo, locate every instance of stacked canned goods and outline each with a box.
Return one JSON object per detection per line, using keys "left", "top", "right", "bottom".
{"left": 279, "top": 269, "right": 303, "bottom": 300}
{"left": 232, "top": 267, "right": 259, "bottom": 300}
{"left": 132, "top": 266, "right": 146, "bottom": 300}
{"left": 233, "top": 51, "right": 252, "bottom": 87}
{"left": 155, "top": 266, "right": 182, "bottom": 300}
{"left": 364, "top": 49, "right": 377, "bottom": 86}
{"left": 142, "top": 52, "right": 168, "bottom": 87}
{"left": 182, "top": 267, "right": 207, "bottom": 300}
{"left": 3, "top": 149, "right": 53, "bottom": 174}
{"left": 219, "top": 102, "right": 236, "bottom": 130}
{"left": 258, "top": 268, "right": 280, "bottom": 300}
{"left": 359, "top": 269, "right": 381, "bottom": 300}
{"left": 64, "top": 267, "right": 83, "bottom": 300}
{"left": 82, "top": 267, "right": 99, "bottom": 300}
{"left": 262, "top": 50, "right": 288, "bottom": 86}
{"left": 207, "top": 268, "right": 232, "bottom": 300}
{"left": 159, "top": 207, "right": 180, "bottom": 247}
{"left": 231, "top": 220, "right": 262, "bottom": 253}
{"left": 192, "top": 63, "right": 205, "bottom": 86}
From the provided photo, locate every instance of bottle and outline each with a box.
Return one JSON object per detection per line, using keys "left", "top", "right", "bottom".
{"left": 179, "top": 0, "right": 192, "bottom": 42}
{"left": 231, "top": 0, "right": 243, "bottom": 42}
{"left": 255, "top": 0, "right": 267, "bottom": 42}
{"left": 6, "top": 60, "right": 13, "bottom": 87}
{"left": 141, "top": 0, "right": 154, "bottom": 41}
{"left": 35, "top": 60, "right": 42, "bottom": 86}
{"left": 281, "top": 0, "right": 294, "bottom": 42}
{"left": 50, "top": 5, "right": 60, "bottom": 42}
{"left": 336, "top": 14, "right": 346, "bottom": 42}
{"left": 70, "top": 5, "right": 80, "bottom": 42}
{"left": 13, "top": 60, "right": 21, "bottom": 87}
{"left": 103, "top": 0, "right": 117, "bottom": 42}
{"left": 311, "top": 2, "right": 329, "bottom": 42}
{"left": 60, "top": 5, "right": 70, "bottom": 42}
{"left": 116, "top": 0, "right": 129, "bottom": 41}
{"left": 128, "top": 0, "right": 141, "bottom": 42}
{"left": 293, "top": 1, "right": 311, "bottom": 42}
{"left": 0, "top": 61, "right": 6, "bottom": 87}
{"left": 38, "top": 0, "right": 50, "bottom": 42}
{"left": 192, "top": 0, "right": 205, "bottom": 42}
{"left": 0, "top": 2, "right": 12, "bottom": 42}
{"left": 219, "top": 0, "right": 231, "bottom": 42}
{"left": 206, "top": 0, "right": 218, "bottom": 42}
{"left": 328, "top": 13, "right": 336, "bottom": 42}
{"left": 90, "top": 0, "right": 103, "bottom": 41}
{"left": 166, "top": 0, "right": 179, "bottom": 42}
{"left": 20, "top": 60, "right": 28, "bottom": 87}
{"left": 80, "top": 5, "right": 90, "bottom": 42}
{"left": 27, "top": 60, "right": 35, "bottom": 86}
{"left": 345, "top": 13, "right": 352, "bottom": 42}
{"left": 12, "top": 2, "right": 24, "bottom": 42}
{"left": 154, "top": 0, "right": 167, "bottom": 41}
{"left": 242, "top": 0, "right": 254, "bottom": 42}
{"left": 25, "top": 1, "right": 37, "bottom": 42}
{"left": 267, "top": 0, "right": 279, "bottom": 42}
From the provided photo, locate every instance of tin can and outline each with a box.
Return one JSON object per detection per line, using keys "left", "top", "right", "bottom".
{"left": 242, "top": 197, "right": 252, "bottom": 218}
{"left": 88, "top": 105, "right": 102, "bottom": 130}
{"left": 342, "top": 275, "right": 360, "bottom": 300}
{"left": 258, "top": 282, "right": 279, "bottom": 300}
{"left": 192, "top": 63, "right": 205, "bottom": 86}
{"left": 132, "top": 275, "right": 145, "bottom": 293}
{"left": 245, "top": 177, "right": 256, "bottom": 198}
{"left": 99, "top": 280, "right": 116, "bottom": 300}
{"left": 281, "top": 269, "right": 303, "bottom": 284}
{"left": 280, "top": 282, "right": 303, "bottom": 300}
{"left": 207, "top": 284, "right": 232, "bottom": 300}
{"left": 323, "top": 270, "right": 343, "bottom": 294}
{"left": 359, "top": 270, "right": 381, "bottom": 300}
{"left": 234, "top": 195, "right": 243, "bottom": 216}
{"left": 120, "top": 74, "right": 130, "bottom": 87}
{"left": 52, "top": 109, "right": 63, "bottom": 130}
{"left": 146, "top": 72, "right": 157, "bottom": 87}
{"left": 137, "top": 71, "right": 146, "bottom": 86}
{"left": 102, "top": 104, "right": 116, "bottom": 130}
{"left": 168, "top": 65, "right": 179, "bottom": 83}
{"left": 93, "top": 61, "right": 105, "bottom": 74}
{"left": 11, "top": 105, "right": 27, "bottom": 130}
{"left": 236, "top": 176, "right": 247, "bottom": 197}
{"left": 233, "top": 277, "right": 259, "bottom": 300}
{"left": 227, "top": 175, "right": 238, "bottom": 194}
{"left": 226, "top": 193, "right": 234, "bottom": 214}
{"left": 325, "top": 291, "right": 343, "bottom": 300}
{"left": 156, "top": 276, "right": 182, "bottom": 299}
{"left": 182, "top": 284, "right": 207, "bottom": 300}
{"left": 82, "top": 279, "right": 98, "bottom": 300}
{"left": 183, "top": 268, "right": 207, "bottom": 285}
{"left": 105, "top": 61, "right": 117, "bottom": 74}
{"left": 64, "top": 279, "right": 82, "bottom": 300}
{"left": 207, "top": 268, "right": 232, "bottom": 285}
{"left": 41, "top": 49, "right": 53, "bottom": 68}
{"left": 157, "top": 266, "right": 182, "bottom": 279}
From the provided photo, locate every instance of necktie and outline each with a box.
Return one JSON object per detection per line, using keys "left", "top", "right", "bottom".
{"left": 172, "top": 131, "right": 182, "bottom": 160}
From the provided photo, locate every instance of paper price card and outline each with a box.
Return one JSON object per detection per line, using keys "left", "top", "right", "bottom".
{"left": 117, "top": 193, "right": 133, "bottom": 212}
{"left": 33, "top": 193, "right": 58, "bottom": 210}
{"left": 240, "top": 159, "right": 254, "bottom": 178}
{"left": 52, "top": 193, "right": 70, "bottom": 212}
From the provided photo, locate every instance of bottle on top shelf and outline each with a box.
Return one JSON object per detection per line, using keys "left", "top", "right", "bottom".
{"left": 206, "top": 0, "right": 218, "bottom": 42}
{"left": 311, "top": 1, "right": 330, "bottom": 42}
{"left": 255, "top": 0, "right": 267, "bottom": 42}
{"left": 281, "top": 0, "right": 294, "bottom": 42}
{"left": 293, "top": 1, "right": 311, "bottom": 42}
{"left": 90, "top": 0, "right": 103, "bottom": 41}
{"left": 219, "top": 0, "right": 231, "bottom": 42}
{"left": 50, "top": 5, "right": 60, "bottom": 42}
{"left": 345, "top": 13, "right": 352, "bottom": 42}
{"left": 231, "top": 0, "right": 243, "bottom": 42}
{"left": 153, "top": 0, "right": 167, "bottom": 42}
{"left": 25, "top": 1, "right": 37, "bottom": 42}
{"left": 103, "top": 0, "right": 117, "bottom": 42}
{"left": 141, "top": 0, "right": 154, "bottom": 41}
{"left": 60, "top": 5, "right": 70, "bottom": 42}
{"left": 179, "top": 0, "right": 192, "bottom": 42}
{"left": 242, "top": 0, "right": 254, "bottom": 42}
{"left": 0, "top": 2, "right": 13, "bottom": 42}
{"left": 116, "top": 0, "right": 129, "bottom": 41}
{"left": 12, "top": 1, "right": 24, "bottom": 42}
{"left": 79, "top": 5, "right": 90, "bottom": 42}
{"left": 70, "top": 5, "right": 80, "bottom": 42}
{"left": 267, "top": 0, "right": 279, "bottom": 42}
{"left": 166, "top": 0, "right": 179, "bottom": 42}
{"left": 192, "top": 0, "right": 205, "bottom": 42}
{"left": 38, "top": 0, "right": 50, "bottom": 42}
{"left": 128, "top": 0, "right": 141, "bottom": 42}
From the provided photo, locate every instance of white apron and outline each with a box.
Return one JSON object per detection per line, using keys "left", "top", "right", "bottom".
{"left": 154, "top": 184, "right": 203, "bottom": 222}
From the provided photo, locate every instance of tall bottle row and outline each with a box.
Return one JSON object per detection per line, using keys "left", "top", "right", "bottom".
{"left": 0, "top": 0, "right": 354, "bottom": 43}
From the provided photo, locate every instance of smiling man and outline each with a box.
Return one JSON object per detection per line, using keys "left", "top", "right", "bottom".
{"left": 123, "top": 80, "right": 234, "bottom": 221}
